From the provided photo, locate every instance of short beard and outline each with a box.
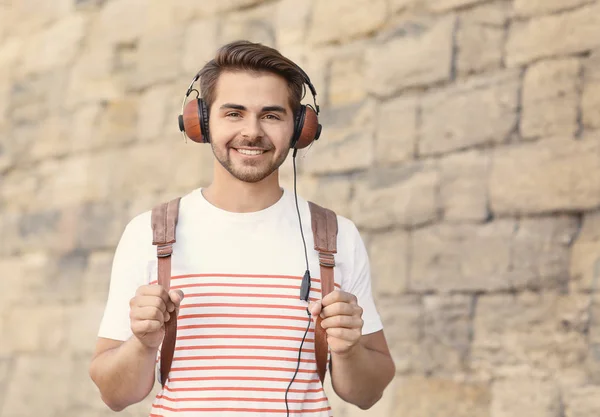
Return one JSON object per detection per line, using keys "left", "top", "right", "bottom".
{"left": 211, "top": 140, "right": 290, "bottom": 183}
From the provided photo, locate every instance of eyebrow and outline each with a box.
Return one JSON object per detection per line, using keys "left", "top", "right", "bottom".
{"left": 219, "top": 103, "right": 287, "bottom": 114}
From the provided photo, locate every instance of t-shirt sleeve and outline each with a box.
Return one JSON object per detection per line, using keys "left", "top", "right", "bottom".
{"left": 340, "top": 218, "right": 383, "bottom": 336}
{"left": 97, "top": 214, "right": 152, "bottom": 341}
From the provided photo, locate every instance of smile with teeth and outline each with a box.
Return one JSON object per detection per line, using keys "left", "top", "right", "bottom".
{"left": 235, "top": 148, "right": 266, "bottom": 156}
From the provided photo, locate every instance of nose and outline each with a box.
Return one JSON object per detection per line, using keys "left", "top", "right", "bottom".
{"left": 240, "top": 115, "right": 264, "bottom": 139}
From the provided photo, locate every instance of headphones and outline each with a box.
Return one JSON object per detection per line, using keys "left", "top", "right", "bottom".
{"left": 177, "top": 65, "right": 323, "bottom": 149}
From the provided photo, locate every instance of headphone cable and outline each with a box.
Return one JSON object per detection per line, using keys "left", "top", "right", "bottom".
{"left": 285, "top": 149, "right": 312, "bottom": 416}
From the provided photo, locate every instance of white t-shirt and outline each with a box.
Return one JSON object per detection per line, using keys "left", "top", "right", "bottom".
{"left": 98, "top": 187, "right": 383, "bottom": 417}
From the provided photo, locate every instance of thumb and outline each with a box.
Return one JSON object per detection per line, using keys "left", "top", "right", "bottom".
{"left": 308, "top": 300, "right": 322, "bottom": 318}
{"left": 169, "top": 289, "right": 185, "bottom": 307}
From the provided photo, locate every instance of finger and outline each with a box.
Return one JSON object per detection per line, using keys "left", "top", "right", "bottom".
{"left": 321, "top": 302, "right": 362, "bottom": 319}
{"left": 325, "top": 327, "right": 361, "bottom": 342}
{"left": 133, "top": 295, "right": 168, "bottom": 313}
{"left": 169, "top": 289, "right": 185, "bottom": 307}
{"left": 321, "top": 290, "right": 357, "bottom": 307}
{"left": 137, "top": 285, "right": 170, "bottom": 306}
{"left": 321, "top": 314, "right": 364, "bottom": 330}
{"left": 130, "top": 306, "right": 165, "bottom": 323}
{"left": 308, "top": 301, "right": 322, "bottom": 318}
{"left": 132, "top": 319, "right": 162, "bottom": 335}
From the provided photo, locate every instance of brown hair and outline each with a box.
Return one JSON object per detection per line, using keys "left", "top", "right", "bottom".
{"left": 198, "top": 40, "right": 306, "bottom": 116}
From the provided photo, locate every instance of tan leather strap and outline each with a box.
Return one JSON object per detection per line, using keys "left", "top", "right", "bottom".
{"left": 151, "top": 197, "right": 181, "bottom": 387}
{"left": 308, "top": 201, "right": 337, "bottom": 383}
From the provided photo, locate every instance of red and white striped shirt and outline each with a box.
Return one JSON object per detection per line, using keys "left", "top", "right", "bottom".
{"left": 98, "top": 188, "right": 383, "bottom": 417}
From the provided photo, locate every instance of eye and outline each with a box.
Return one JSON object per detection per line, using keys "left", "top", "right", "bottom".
{"left": 264, "top": 114, "right": 280, "bottom": 120}
{"left": 226, "top": 112, "right": 241, "bottom": 118}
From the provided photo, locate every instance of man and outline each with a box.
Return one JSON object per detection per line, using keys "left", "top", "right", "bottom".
{"left": 90, "top": 40, "right": 395, "bottom": 417}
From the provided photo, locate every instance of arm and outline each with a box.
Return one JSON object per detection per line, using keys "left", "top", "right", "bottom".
{"left": 310, "top": 292, "right": 395, "bottom": 410}
{"left": 329, "top": 330, "right": 395, "bottom": 409}
{"left": 89, "top": 286, "right": 184, "bottom": 411}
{"left": 89, "top": 337, "right": 158, "bottom": 411}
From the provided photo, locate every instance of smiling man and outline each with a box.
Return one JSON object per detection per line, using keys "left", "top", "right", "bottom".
{"left": 89, "top": 40, "right": 395, "bottom": 417}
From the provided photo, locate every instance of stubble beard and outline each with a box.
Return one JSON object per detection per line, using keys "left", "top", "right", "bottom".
{"left": 211, "top": 140, "right": 290, "bottom": 183}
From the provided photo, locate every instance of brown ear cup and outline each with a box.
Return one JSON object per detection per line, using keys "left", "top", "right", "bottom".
{"left": 178, "top": 99, "right": 209, "bottom": 143}
{"left": 293, "top": 106, "right": 322, "bottom": 149}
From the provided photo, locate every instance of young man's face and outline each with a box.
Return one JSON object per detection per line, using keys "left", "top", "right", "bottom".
{"left": 208, "top": 71, "right": 295, "bottom": 183}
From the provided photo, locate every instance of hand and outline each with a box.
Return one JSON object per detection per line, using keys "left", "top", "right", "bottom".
{"left": 129, "top": 285, "right": 184, "bottom": 349}
{"left": 309, "top": 290, "right": 364, "bottom": 358}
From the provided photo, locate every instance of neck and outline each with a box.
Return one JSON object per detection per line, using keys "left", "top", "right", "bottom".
{"left": 202, "top": 164, "right": 283, "bottom": 213}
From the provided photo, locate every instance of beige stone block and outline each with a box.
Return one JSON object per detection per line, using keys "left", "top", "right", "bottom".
{"left": 420, "top": 70, "right": 520, "bottom": 155}
{"left": 67, "top": 104, "right": 104, "bottom": 153}
{"left": 489, "top": 136, "right": 600, "bottom": 215}
{"left": 521, "top": 59, "right": 581, "bottom": 138}
{"left": 472, "top": 293, "right": 588, "bottom": 373}
{"left": 1, "top": 355, "right": 74, "bottom": 417}
{"left": 136, "top": 85, "right": 173, "bottom": 142}
{"left": 565, "top": 385, "right": 600, "bottom": 417}
{"left": 506, "top": 3, "right": 600, "bottom": 67}
{"left": 1, "top": 168, "right": 40, "bottom": 212}
{"left": 89, "top": 0, "right": 147, "bottom": 46}
{"left": 36, "top": 155, "right": 93, "bottom": 208}
{"left": 328, "top": 48, "right": 368, "bottom": 106}
{"left": 218, "top": 3, "right": 278, "bottom": 47}
{"left": 276, "top": 0, "right": 313, "bottom": 48}
{"left": 182, "top": 19, "right": 219, "bottom": 75}
{"left": 460, "top": 1, "right": 512, "bottom": 26}
{"left": 20, "top": 14, "right": 88, "bottom": 76}
{"left": 66, "top": 303, "right": 107, "bottom": 353}
{"left": 570, "top": 211, "right": 600, "bottom": 291}
{"left": 65, "top": 43, "right": 123, "bottom": 109}
{"left": 351, "top": 163, "right": 439, "bottom": 230}
{"left": 582, "top": 52, "right": 600, "bottom": 129}
{"left": 4, "top": 306, "right": 65, "bottom": 353}
{"left": 491, "top": 378, "right": 561, "bottom": 417}
{"left": 392, "top": 376, "right": 491, "bottom": 417}
{"left": 28, "top": 115, "right": 70, "bottom": 161}
{"left": 514, "top": 0, "right": 592, "bottom": 17}
{"left": 457, "top": 19, "right": 504, "bottom": 76}
{"left": 375, "top": 95, "right": 417, "bottom": 165}
{"left": 369, "top": 230, "right": 409, "bottom": 296}
{"left": 366, "top": 16, "right": 455, "bottom": 97}
{"left": 421, "top": 295, "right": 473, "bottom": 373}
{"left": 308, "top": 0, "right": 387, "bottom": 45}
{"left": 410, "top": 221, "right": 515, "bottom": 292}
{"left": 378, "top": 296, "right": 423, "bottom": 372}
{"left": 129, "top": 26, "right": 185, "bottom": 90}
{"left": 0, "top": 253, "right": 50, "bottom": 308}
{"left": 512, "top": 216, "right": 579, "bottom": 288}
{"left": 304, "top": 101, "right": 375, "bottom": 175}
{"left": 440, "top": 149, "right": 490, "bottom": 222}
{"left": 83, "top": 251, "right": 113, "bottom": 303}
{"left": 288, "top": 175, "right": 353, "bottom": 219}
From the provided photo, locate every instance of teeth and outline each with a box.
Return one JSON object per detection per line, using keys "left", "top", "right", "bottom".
{"left": 237, "top": 149, "right": 264, "bottom": 155}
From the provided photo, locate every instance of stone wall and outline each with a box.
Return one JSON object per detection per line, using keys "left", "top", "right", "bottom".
{"left": 1, "top": 0, "right": 600, "bottom": 416}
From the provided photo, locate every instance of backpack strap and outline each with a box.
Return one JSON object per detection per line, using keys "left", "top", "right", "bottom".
{"left": 308, "top": 201, "right": 338, "bottom": 383}
{"left": 151, "top": 197, "right": 181, "bottom": 387}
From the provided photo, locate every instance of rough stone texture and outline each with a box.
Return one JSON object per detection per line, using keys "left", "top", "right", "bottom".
{"left": 366, "top": 16, "right": 455, "bottom": 98}
{"left": 308, "top": 0, "right": 387, "bottom": 45}
{"left": 439, "top": 149, "right": 490, "bottom": 222}
{"left": 570, "top": 211, "right": 600, "bottom": 292}
{"left": 4, "top": 2, "right": 600, "bottom": 416}
{"left": 565, "top": 385, "right": 600, "bottom": 417}
{"left": 456, "top": 3, "right": 508, "bottom": 76}
{"left": 521, "top": 59, "right": 581, "bottom": 139}
{"left": 375, "top": 96, "right": 418, "bottom": 165}
{"left": 491, "top": 378, "right": 561, "bottom": 417}
{"left": 392, "top": 376, "right": 491, "bottom": 417}
{"left": 490, "top": 136, "right": 600, "bottom": 215}
{"left": 513, "top": 0, "right": 593, "bottom": 17}
{"left": 506, "top": 3, "right": 600, "bottom": 67}
{"left": 420, "top": 70, "right": 520, "bottom": 156}
{"left": 472, "top": 293, "right": 589, "bottom": 374}
{"left": 351, "top": 163, "right": 439, "bottom": 230}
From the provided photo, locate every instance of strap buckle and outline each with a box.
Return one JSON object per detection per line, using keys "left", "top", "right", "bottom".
{"left": 318, "top": 252, "right": 335, "bottom": 268}
{"left": 157, "top": 244, "right": 173, "bottom": 258}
